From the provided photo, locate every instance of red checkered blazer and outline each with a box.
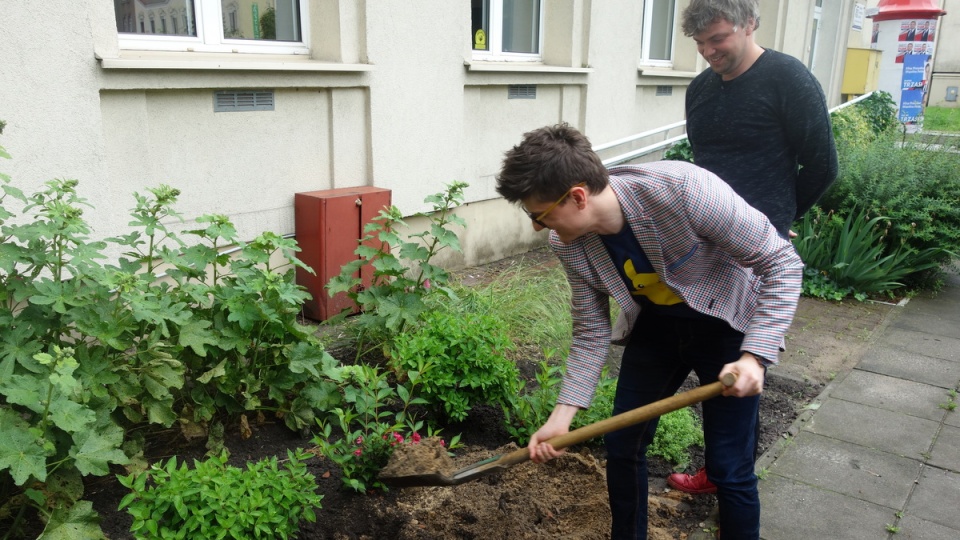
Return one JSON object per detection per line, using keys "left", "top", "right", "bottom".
{"left": 550, "top": 162, "right": 803, "bottom": 408}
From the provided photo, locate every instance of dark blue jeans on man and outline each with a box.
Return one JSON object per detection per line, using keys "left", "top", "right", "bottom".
{"left": 604, "top": 311, "right": 761, "bottom": 540}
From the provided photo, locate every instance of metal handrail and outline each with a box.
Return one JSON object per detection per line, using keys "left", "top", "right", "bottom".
{"left": 596, "top": 91, "right": 876, "bottom": 168}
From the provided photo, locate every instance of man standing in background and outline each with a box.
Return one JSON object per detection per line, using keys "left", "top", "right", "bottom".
{"left": 668, "top": 0, "right": 838, "bottom": 496}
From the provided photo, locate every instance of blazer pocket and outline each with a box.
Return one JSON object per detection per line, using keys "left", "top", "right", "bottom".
{"left": 665, "top": 243, "right": 701, "bottom": 277}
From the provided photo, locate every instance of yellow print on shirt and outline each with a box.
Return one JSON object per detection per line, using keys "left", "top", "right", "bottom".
{"left": 624, "top": 260, "right": 683, "bottom": 305}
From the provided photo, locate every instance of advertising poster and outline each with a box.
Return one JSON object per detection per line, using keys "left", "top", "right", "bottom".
{"left": 895, "top": 19, "right": 936, "bottom": 63}
{"left": 899, "top": 54, "right": 928, "bottom": 124}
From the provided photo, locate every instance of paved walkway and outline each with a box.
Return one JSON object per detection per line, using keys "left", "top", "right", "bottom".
{"left": 755, "top": 268, "right": 960, "bottom": 539}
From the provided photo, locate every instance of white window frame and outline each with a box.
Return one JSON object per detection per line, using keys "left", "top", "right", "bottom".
{"left": 117, "top": 0, "right": 310, "bottom": 55}
{"left": 641, "top": 0, "right": 677, "bottom": 68}
{"left": 472, "top": 0, "right": 544, "bottom": 63}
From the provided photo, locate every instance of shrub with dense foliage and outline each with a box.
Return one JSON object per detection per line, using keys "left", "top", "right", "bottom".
{"left": 389, "top": 309, "right": 521, "bottom": 422}
{"left": 118, "top": 450, "right": 322, "bottom": 539}
{"left": 0, "top": 134, "right": 339, "bottom": 536}
{"left": 813, "top": 91, "right": 960, "bottom": 293}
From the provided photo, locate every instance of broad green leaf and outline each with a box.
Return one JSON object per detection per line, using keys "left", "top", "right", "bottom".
{"left": 177, "top": 319, "right": 216, "bottom": 356}
{"left": 45, "top": 467, "right": 85, "bottom": 503}
{"left": 0, "top": 409, "right": 48, "bottom": 484}
{"left": 70, "top": 424, "right": 128, "bottom": 476}
{"left": 196, "top": 359, "right": 227, "bottom": 384}
{"left": 41, "top": 500, "right": 107, "bottom": 540}
{"left": 49, "top": 398, "right": 96, "bottom": 433}
{"left": 1, "top": 374, "right": 46, "bottom": 413}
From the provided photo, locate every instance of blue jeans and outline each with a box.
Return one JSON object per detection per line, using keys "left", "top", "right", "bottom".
{"left": 604, "top": 312, "right": 761, "bottom": 540}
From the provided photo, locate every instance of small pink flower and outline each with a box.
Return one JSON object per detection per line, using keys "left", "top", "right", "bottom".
{"left": 393, "top": 433, "right": 404, "bottom": 443}
{"left": 439, "top": 440, "right": 446, "bottom": 447}
{"left": 354, "top": 448, "right": 362, "bottom": 456}
{"left": 423, "top": 279, "right": 431, "bottom": 290}
{"left": 412, "top": 432, "right": 421, "bottom": 443}
{"left": 355, "top": 436, "right": 363, "bottom": 445}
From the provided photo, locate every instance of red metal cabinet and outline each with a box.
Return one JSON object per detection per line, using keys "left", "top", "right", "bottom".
{"left": 294, "top": 186, "right": 391, "bottom": 321}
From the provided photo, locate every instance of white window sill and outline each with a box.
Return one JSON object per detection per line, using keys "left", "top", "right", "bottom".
{"left": 637, "top": 67, "right": 699, "bottom": 80}
{"left": 96, "top": 50, "right": 372, "bottom": 72}
{"left": 465, "top": 61, "right": 592, "bottom": 74}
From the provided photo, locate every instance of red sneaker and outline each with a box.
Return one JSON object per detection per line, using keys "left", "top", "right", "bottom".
{"left": 667, "top": 467, "right": 717, "bottom": 494}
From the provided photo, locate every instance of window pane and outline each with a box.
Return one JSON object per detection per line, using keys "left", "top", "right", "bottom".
{"left": 471, "top": 0, "right": 490, "bottom": 50}
{"left": 502, "top": 0, "right": 539, "bottom": 54}
{"left": 114, "top": 0, "right": 197, "bottom": 36}
{"left": 221, "top": 0, "right": 301, "bottom": 41}
{"left": 649, "top": 0, "right": 675, "bottom": 60}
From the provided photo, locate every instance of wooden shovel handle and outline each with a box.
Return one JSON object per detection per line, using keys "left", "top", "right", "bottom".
{"left": 497, "top": 373, "right": 736, "bottom": 468}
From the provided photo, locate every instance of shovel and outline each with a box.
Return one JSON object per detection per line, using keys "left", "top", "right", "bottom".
{"left": 381, "top": 372, "right": 736, "bottom": 488}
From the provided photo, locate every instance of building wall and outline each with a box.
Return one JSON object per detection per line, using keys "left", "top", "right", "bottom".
{"left": 928, "top": 0, "right": 959, "bottom": 107}
{"left": 0, "top": 0, "right": 860, "bottom": 272}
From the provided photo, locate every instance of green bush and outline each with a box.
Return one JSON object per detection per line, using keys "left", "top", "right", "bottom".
{"left": 793, "top": 207, "right": 950, "bottom": 299}
{"left": 312, "top": 363, "right": 444, "bottom": 493}
{"left": 648, "top": 408, "right": 704, "bottom": 470}
{"left": 0, "top": 142, "right": 335, "bottom": 534}
{"left": 818, "top": 92, "right": 960, "bottom": 290}
{"left": 664, "top": 139, "right": 694, "bottom": 163}
{"left": 326, "top": 182, "right": 467, "bottom": 358}
{"left": 118, "top": 451, "right": 322, "bottom": 539}
{"left": 389, "top": 310, "right": 520, "bottom": 422}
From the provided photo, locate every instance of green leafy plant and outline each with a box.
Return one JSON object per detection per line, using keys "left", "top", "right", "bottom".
{"left": 664, "top": 139, "right": 694, "bottom": 163}
{"left": 648, "top": 407, "right": 705, "bottom": 469}
{"left": 1, "top": 138, "right": 335, "bottom": 534}
{"left": 504, "top": 359, "right": 563, "bottom": 445}
{"left": 389, "top": 309, "right": 520, "bottom": 422}
{"left": 818, "top": 118, "right": 960, "bottom": 290}
{"left": 793, "top": 207, "right": 951, "bottom": 299}
{"left": 312, "top": 364, "right": 458, "bottom": 492}
{"left": 326, "top": 182, "right": 467, "bottom": 357}
{"left": 118, "top": 450, "right": 322, "bottom": 539}
{"left": 851, "top": 90, "right": 898, "bottom": 136}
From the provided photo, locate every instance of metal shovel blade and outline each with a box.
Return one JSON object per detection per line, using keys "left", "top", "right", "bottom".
{"left": 380, "top": 373, "right": 735, "bottom": 488}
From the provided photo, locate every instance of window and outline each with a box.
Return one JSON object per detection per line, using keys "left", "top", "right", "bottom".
{"left": 113, "top": 0, "right": 309, "bottom": 55}
{"left": 471, "top": 0, "right": 542, "bottom": 61}
{"left": 641, "top": 0, "right": 676, "bottom": 66}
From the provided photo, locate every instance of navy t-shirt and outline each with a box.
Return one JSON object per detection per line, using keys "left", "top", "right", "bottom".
{"left": 599, "top": 223, "right": 706, "bottom": 319}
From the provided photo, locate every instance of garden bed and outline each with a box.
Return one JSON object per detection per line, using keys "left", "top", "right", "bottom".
{"left": 78, "top": 367, "right": 819, "bottom": 540}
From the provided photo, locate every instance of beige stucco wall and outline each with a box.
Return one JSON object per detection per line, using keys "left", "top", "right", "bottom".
{"left": 929, "top": 0, "right": 958, "bottom": 107}
{"left": 0, "top": 0, "right": 861, "bottom": 277}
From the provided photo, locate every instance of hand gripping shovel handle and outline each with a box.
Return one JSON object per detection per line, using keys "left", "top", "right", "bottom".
{"left": 447, "top": 372, "right": 737, "bottom": 484}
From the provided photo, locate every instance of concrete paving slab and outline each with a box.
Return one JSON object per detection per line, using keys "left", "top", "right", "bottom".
{"left": 889, "top": 309, "right": 960, "bottom": 336}
{"left": 904, "top": 466, "right": 960, "bottom": 530}
{"left": 945, "top": 410, "right": 960, "bottom": 428}
{"left": 876, "top": 328, "right": 960, "bottom": 362}
{"left": 857, "top": 347, "right": 960, "bottom": 389}
{"left": 928, "top": 423, "right": 960, "bottom": 473}
{"left": 803, "top": 399, "right": 939, "bottom": 459}
{"left": 830, "top": 370, "right": 948, "bottom": 421}
{"left": 894, "top": 515, "right": 960, "bottom": 540}
{"left": 766, "top": 431, "right": 921, "bottom": 509}
{"left": 759, "top": 475, "right": 897, "bottom": 540}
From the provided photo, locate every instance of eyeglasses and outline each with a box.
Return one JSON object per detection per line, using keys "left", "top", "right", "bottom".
{"left": 524, "top": 182, "right": 586, "bottom": 227}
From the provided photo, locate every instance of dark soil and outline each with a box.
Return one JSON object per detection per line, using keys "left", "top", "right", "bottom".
{"left": 76, "top": 373, "right": 817, "bottom": 540}
{"left": 21, "top": 248, "right": 827, "bottom": 539}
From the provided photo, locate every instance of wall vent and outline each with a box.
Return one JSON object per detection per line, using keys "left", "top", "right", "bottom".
{"left": 508, "top": 84, "right": 537, "bottom": 99}
{"left": 655, "top": 86, "right": 673, "bottom": 97}
{"left": 214, "top": 90, "right": 275, "bottom": 112}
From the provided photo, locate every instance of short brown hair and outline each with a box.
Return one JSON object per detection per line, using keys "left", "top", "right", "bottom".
{"left": 495, "top": 123, "right": 608, "bottom": 204}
